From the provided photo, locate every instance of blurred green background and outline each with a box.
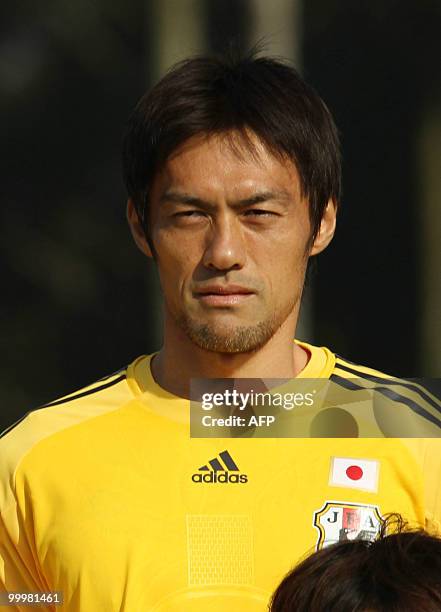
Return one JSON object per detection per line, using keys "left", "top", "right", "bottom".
{"left": 1, "top": 0, "right": 440, "bottom": 431}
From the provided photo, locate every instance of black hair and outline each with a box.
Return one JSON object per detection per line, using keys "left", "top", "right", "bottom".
{"left": 122, "top": 49, "right": 341, "bottom": 243}
{"left": 270, "top": 514, "right": 441, "bottom": 612}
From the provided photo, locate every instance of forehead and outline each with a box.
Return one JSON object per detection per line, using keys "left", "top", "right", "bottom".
{"left": 151, "top": 131, "right": 302, "bottom": 200}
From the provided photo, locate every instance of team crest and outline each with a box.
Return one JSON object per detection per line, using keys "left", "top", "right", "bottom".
{"left": 313, "top": 501, "right": 383, "bottom": 550}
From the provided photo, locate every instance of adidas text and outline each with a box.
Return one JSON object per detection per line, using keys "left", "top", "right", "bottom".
{"left": 191, "top": 471, "right": 248, "bottom": 484}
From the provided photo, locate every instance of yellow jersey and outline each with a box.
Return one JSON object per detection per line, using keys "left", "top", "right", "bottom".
{"left": 1, "top": 341, "right": 440, "bottom": 611}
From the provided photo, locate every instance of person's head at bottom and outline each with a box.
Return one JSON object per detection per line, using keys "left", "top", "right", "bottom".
{"left": 270, "top": 516, "right": 441, "bottom": 612}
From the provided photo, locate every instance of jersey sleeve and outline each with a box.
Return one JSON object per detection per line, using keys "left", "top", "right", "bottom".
{"left": 402, "top": 438, "right": 441, "bottom": 535}
{"left": 421, "top": 439, "right": 441, "bottom": 534}
{"left": 0, "top": 425, "right": 50, "bottom": 608}
{"left": 1, "top": 500, "right": 49, "bottom": 599}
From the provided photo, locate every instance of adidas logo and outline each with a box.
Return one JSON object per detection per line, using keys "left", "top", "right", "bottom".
{"left": 191, "top": 450, "right": 248, "bottom": 484}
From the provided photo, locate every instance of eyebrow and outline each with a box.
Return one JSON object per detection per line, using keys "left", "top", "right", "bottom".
{"left": 160, "top": 190, "right": 291, "bottom": 210}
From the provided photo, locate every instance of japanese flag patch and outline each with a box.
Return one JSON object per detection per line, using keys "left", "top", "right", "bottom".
{"left": 329, "top": 457, "right": 379, "bottom": 493}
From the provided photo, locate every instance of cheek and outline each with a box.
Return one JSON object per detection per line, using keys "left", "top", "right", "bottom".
{"left": 154, "top": 231, "right": 200, "bottom": 289}
{"left": 257, "top": 237, "right": 308, "bottom": 305}
{"left": 259, "top": 231, "right": 307, "bottom": 277}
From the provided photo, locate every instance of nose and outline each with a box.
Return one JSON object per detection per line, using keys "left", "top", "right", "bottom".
{"left": 202, "top": 216, "right": 246, "bottom": 271}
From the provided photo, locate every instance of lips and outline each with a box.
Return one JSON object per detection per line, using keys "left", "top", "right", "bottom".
{"left": 193, "top": 285, "right": 255, "bottom": 306}
{"left": 195, "top": 285, "right": 254, "bottom": 296}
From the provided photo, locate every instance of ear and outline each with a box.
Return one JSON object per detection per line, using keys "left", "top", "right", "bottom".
{"left": 126, "top": 199, "right": 153, "bottom": 258}
{"left": 310, "top": 199, "right": 337, "bottom": 256}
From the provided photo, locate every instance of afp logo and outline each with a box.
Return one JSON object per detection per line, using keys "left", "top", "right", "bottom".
{"left": 192, "top": 450, "right": 248, "bottom": 484}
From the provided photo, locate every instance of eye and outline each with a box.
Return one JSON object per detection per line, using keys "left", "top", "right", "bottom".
{"left": 244, "top": 209, "right": 277, "bottom": 217}
{"left": 174, "top": 210, "right": 206, "bottom": 217}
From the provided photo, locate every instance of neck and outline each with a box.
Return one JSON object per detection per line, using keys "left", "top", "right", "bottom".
{"left": 151, "top": 309, "right": 309, "bottom": 399}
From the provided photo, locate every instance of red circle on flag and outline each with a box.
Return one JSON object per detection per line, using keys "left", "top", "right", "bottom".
{"left": 346, "top": 465, "right": 363, "bottom": 480}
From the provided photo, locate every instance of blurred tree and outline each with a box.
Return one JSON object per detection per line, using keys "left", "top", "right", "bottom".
{"left": 0, "top": 0, "right": 159, "bottom": 428}
{"left": 303, "top": 0, "right": 440, "bottom": 376}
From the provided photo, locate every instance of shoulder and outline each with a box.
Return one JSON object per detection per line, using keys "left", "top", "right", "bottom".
{"left": 0, "top": 363, "right": 137, "bottom": 508}
{"left": 330, "top": 354, "right": 441, "bottom": 436}
{"left": 333, "top": 354, "right": 397, "bottom": 380}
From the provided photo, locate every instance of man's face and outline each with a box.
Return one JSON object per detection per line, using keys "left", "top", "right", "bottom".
{"left": 146, "top": 132, "right": 316, "bottom": 353}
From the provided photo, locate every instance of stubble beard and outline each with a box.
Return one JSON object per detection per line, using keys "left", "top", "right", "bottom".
{"left": 176, "top": 300, "right": 298, "bottom": 354}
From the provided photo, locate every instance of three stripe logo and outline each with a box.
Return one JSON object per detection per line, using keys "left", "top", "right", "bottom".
{"left": 192, "top": 450, "right": 248, "bottom": 484}
{"left": 199, "top": 450, "right": 239, "bottom": 472}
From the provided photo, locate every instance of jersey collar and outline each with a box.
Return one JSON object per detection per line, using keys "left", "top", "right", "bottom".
{"left": 126, "top": 340, "right": 336, "bottom": 423}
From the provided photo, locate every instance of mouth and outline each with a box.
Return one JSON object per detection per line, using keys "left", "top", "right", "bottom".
{"left": 193, "top": 285, "right": 255, "bottom": 307}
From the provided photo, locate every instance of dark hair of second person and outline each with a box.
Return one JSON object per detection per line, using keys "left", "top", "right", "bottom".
{"left": 270, "top": 516, "right": 441, "bottom": 612}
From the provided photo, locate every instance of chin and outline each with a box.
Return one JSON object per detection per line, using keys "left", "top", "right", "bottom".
{"left": 178, "top": 316, "right": 277, "bottom": 354}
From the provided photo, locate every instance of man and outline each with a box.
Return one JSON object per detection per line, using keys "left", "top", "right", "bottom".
{"left": 1, "top": 52, "right": 440, "bottom": 611}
